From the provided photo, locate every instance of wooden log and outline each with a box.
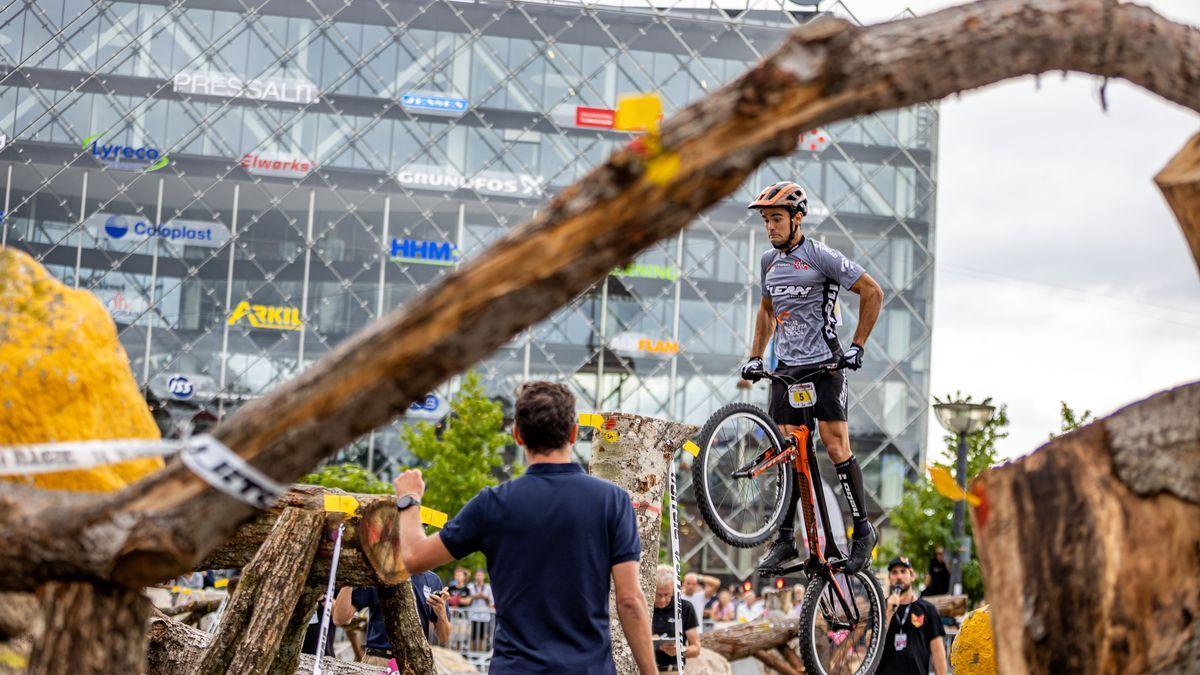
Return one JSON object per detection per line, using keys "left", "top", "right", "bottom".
{"left": 587, "top": 413, "right": 696, "bottom": 674}
{"left": 27, "top": 581, "right": 149, "bottom": 675}
{"left": 378, "top": 582, "right": 436, "bottom": 675}
{"left": 972, "top": 381, "right": 1200, "bottom": 674}
{"left": 268, "top": 586, "right": 321, "bottom": 675}
{"left": 923, "top": 594, "right": 968, "bottom": 619}
{"left": 776, "top": 644, "right": 804, "bottom": 672}
{"left": 753, "top": 648, "right": 801, "bottom": 675}
{"left": 1155, "top": 132, "right": 1200, "bottom": 275}
{"left": 193, "top": 507, "right": 323, "bottom": 675}
{"left": 199, "top": 485, "right": 405, "bottom": 588}
{"left": 700, "top": 619, "right": 799, "bottom": 661}
{"left": 161, "top": 598, "right": 223, "bottom": 619}
{"left": 146, "top": 612, "right": 380, "bottom": 675}
{"left": 4, "top": 0, "right": 1200, "bottom": 596}
{"left": 0, "top": 591, "right": 38, "bottom": 640}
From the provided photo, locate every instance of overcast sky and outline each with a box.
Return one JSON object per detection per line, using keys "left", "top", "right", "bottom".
{"left": 832, "top": 0, "right": 1200, "bottom": 459}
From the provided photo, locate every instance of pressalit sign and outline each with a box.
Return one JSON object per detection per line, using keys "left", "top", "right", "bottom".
{"left": 395, "top": 165, "right": 544, "bottom": 198}
{"left": 173, "top": 71, "right": 319, "bottom": 105}
{"left": 241, "top": 152, "right": 314, "bottom": 179}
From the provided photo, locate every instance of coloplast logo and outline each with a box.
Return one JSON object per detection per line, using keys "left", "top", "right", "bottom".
{"left": 167, "top": 375, "right": 195, "bottom": 400}
{"left": 104, "top": 214, "right": 130, "bottom": 239}
{"left": 83, "top": 135, "right": 169, "bottom": 172}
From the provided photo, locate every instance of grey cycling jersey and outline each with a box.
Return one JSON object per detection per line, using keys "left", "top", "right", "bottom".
{"left": 760, "top": 237, "right": 865, "bottom": 366}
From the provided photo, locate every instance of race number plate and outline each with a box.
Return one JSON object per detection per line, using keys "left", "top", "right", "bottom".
{"left": 788, "top": 382, "right": 816, "bottom": 409}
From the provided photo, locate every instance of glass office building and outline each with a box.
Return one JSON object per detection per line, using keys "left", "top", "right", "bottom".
{"left": 0, "top": 0, "right": 936, "bottom": 577}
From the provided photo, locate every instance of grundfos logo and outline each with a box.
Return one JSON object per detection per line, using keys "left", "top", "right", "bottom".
{"left": 768, "top": 285, "right": 813, "bottom": 297}
{"left": 83, "top": 135, "right": 169, "bottom": 171}
{"left": 227, "top": 301, "right": 303, "bottom": 331}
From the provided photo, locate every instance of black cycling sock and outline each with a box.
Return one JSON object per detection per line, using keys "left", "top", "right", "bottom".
{"left": 834, "top": 457, "right": 870, "bottom": 529}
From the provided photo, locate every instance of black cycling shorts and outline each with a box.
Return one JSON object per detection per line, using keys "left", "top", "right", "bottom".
{"left": 767, "top": 362, "right": 847, "bottom": 427}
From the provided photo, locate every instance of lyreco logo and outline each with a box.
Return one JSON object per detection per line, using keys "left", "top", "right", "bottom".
{"left": 83, "top": 135, "right": 169, "bottom": 171}
{"left": 390, "top": 238, "right": 459, "bottom": 266}
{"left": 227, "top": 301, "right": 303, "bottom": 331}
{"left": 768, "top": 285, "right": 813, "bottom": 297}
{"left": 167, "top": 375, "right": 195, "bottom": 400}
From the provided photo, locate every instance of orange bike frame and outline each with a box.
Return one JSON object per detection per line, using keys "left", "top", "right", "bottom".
{"left": 788, "top": 425, "right": 826, "bottom": 564}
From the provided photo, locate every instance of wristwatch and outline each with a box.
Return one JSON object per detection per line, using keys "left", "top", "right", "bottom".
{"left": 396, "top": 494, "right": 422, "bottom": 511}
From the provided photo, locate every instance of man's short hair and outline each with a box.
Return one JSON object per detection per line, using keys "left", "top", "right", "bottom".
{"left": 656, "top": 565, "right": 675, "bottom": 588}
{"left": 515, "top": 381, "right": 576, "bottom": 454}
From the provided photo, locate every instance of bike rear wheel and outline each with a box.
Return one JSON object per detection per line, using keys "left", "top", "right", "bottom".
{"left": 691, "top": 403, "right": 793, "bottom": 548}
{"left": 797, "top": 568, "right": 886, "bottom": 675}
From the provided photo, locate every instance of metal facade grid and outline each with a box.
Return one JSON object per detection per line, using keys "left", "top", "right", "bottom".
{"left": 0, "top": 0, "right": 937, "bottom": 579}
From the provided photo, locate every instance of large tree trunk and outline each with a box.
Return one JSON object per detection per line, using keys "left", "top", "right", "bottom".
{"left": 972, "top": 382, "right": 1200, "bottom": 674}
{"left": 377, "top": 583, "right": 436, "bottom": 675}
{"left": 700, "top": 619, "right": 799, "bottom": 662}
{"left": 3, "top": 0, "right": 1199, "bottom": 596}
{"left": 586, "top": 413, "right": 696, "bottom": 675}
{"left": 268, "top": 586, "right": 321, "bottom": 675}
{"left": 27, "top": 581, "right": 149, "bottom": 675}
{"left": 0, "top": 591, "right": 39, "bottom": 640}
{"left": 193, "top": 507, "right": 323, "bottom": 675}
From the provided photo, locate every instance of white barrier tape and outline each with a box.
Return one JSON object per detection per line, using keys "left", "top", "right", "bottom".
{"left": 668, "top": 456, "right": 684, "bottom": 674}
{"left": 312, "top": 522, "right": 346, "bottom": 675}
{"left": 0, "top": 435, "right": 284, "bottom": 510}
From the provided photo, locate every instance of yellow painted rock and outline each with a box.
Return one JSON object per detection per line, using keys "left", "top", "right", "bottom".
{"left": 951, "top": 604, "right": 997, "bottom": 675}
{"left": 0, "top": 248, "right": 163, "bottom": 490}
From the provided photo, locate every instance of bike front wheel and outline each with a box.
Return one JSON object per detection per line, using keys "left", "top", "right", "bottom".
{"left": 797, "top": 568, "right": 886, "bottom": 675}
{"left": 691, "top": 403, "right": 793, "bottom": 548}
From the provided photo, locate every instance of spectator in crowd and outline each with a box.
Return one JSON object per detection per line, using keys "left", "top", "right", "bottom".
{"left": 922, "top": 547, "right": 951, "bottom": 597}
{"left": 736, "top": 589, "right": 764, "bottom": 622}
{"left": 679, "top": 573, "right": 720, "bottom": 633}
{"left": 331, "top": 568, "right": 450, "bottom": 665}
{"left": 651, "top": 565, "right": 700, "bottom": 673}
{"left": 467, "top": 569, "right": 495, "bottom": 651}
{"left": 391, "top": 381, "right": 657, "bottom": 674}
{"left": 879, "top": 556, "right": 947, "bottom": 675}
{"left": 709, "top": 590, "right": 736, "bottom": 622}
{"left": 446, "top": 566, "right": 471, "bottom": 608}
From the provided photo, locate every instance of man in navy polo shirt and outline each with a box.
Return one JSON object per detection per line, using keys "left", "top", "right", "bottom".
{"left": 394, "top": 381, "right": 657, "bottom": 674}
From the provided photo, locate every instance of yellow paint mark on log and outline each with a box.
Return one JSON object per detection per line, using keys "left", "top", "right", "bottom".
{"left": 0, "top": 248, "right": 164, "bottom": 490}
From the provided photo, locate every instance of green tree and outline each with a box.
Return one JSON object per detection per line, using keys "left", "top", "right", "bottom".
{"left": 300, "top": 463, "right": 392, "bottom": 494}
{"left": 399, "top": 370, "right": 513, "bottom": 576}
{"left": 879, "top": 393, "right": 1008, "bottom": 605}
{"left": 1052, "top": 401, "right": 1094, "bottom": 438}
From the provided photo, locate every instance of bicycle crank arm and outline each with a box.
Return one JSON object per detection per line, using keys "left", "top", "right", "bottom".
{"left": 730, "top": 449, "right": 776, "bottom": 478}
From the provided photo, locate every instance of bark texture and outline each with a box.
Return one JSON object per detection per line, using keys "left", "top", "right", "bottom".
{"left": 923, "top": 594, "right": 968, "bottom": 618}
{"left": 754, "top": 648, "right": 801, "bottom": 675}
{"left": 193, "top": 507, "right": 323, "bottom": 675}
{"left": 268, "top": 586, "right": 321, "bottom": 675}
{"left": 972, "top": 381, "right": 1200, "bottom": 674}
{"left": 28, "top": 581, "right": 149, "bottom": 675}
{"left": 2, "top": 0, "right": 1198, "bottom": 595}
{"left": 587, "top": 413, "right": 696, "bottom": 675}
{"left": 1156, "top": 132, "right": 1200, "bottom": 276}
{"left": 0, "top": 591, "right": 38, "bottom": 640}
{"left": 700, "top": 619, "right": 799, "bottom": 661}
{"left": 377, "top": 582, "right": 436, "bottom": 675}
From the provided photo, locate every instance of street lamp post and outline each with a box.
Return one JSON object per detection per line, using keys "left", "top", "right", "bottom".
{"left": 932, "top": 401, "right": 995, "bottom": 595}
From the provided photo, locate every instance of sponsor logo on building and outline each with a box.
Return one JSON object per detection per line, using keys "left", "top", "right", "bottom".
{"left": 173, "top": 71, "right": 319, "bottom": 104}
{"left": 406, "top": 394, "right": 448, "bottom": 420}
{"left": 390, "top": 238, "right": 459, "bottom": 266}
{"left": 799, "top": 128, "right": 832, "bottom": 153}
{"left": 575, "top": 106, "right": 616, "bottom": 129}
{"left": 227, "top": 301, "right": 303, "bottom": 331}
{"left": 611, "top": 331, "right": 680, "bottom": 356}
{"left": 86, "top": 213, "right": 230, "bottom": 249}
{"left": 167, "top": 375, "right": 195, "bottom": 400}
{"left": 83, "top": 135, "right": 169, "bottom": 171}
{"left": 401, "top": 92, "right": 468, "bottom": 116}
{"left": 611, "top": 262, "right": 679, "bottom": 281}
{"left": 396, "top": 165, "right": 544, "bottom": 198}
{"left": 241, "top": 152, "right": 314, "bottom": 179}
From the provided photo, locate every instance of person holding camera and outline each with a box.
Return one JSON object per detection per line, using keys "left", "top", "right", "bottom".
{"left": 879, "top": 556, "right": 947, "bottom": 675}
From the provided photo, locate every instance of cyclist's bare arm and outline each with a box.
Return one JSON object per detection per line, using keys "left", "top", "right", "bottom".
{"left": 750, "top": 295, "right": 774, "bottom": 359}
{"left": 848, "top": 273, "right": 884, "bottom": 346}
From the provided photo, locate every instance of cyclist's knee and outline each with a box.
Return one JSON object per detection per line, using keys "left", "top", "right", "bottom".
{"left": 824, "top": 439, "right": 852, "bottom": 463}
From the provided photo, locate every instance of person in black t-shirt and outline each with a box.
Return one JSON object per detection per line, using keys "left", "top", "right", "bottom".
{"left": 923, "top": 547, "right": 951, "bottom": 597}
{"left": 331, "top": 571, "right": 450, "bottom": 666}
{"left": 651, "top": 565, "right": 700, "bottom": 672}
{"left": 879, "top": 556, "right": 947, "bottom": 675}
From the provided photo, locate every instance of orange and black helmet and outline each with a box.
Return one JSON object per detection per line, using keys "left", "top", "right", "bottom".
{"left": 748, "top": 181, "right": 809, "bottom": 217}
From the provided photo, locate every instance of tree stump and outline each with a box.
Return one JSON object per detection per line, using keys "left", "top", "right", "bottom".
{"left": 28, "top": 581, "right": 149, "bottom": 675}
{"left": 192, "top": 507, "right": 323, "bottom": 675}
{"left": 972, "top": 382, "right": 1200, "bottom": 674}
{"left": 586, "top": 412, "right": 696, "bottom": 675}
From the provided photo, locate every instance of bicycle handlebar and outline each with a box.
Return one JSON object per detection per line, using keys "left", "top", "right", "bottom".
{"left": 746, "top": 362, "right": 839, "bottom": 385}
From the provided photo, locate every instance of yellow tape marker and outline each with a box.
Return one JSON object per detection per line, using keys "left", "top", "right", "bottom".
{"left": 578, "top": 413, "right": 604, "bottom": 430}
{"left": 929, "top": 466, "right": 981, "bottom": 506}
{"left": 602, "top": 430, "right": 619, "bottom": 443}
{"left": 181, "top": 588, "right": 192, "bottom": 595}
{"left": 644, "top": 152, "right": 680, "bottom": 185}
{"left": 420, "top": 506, "right": 448, "bottom": 528}
{"left": 170, "top": 585, "right": 181, "bottom": 593}
{"left": 323, "top": 494, "right": 360, "bottom": 515}
{"left": 615, "top": 93, "right": 662, "bottom": 132}
{"left": 682, "top": 440, "right": 700, "bottom": 457}
{"left": 214, "top": 578, "right": 229, "bottom": 589}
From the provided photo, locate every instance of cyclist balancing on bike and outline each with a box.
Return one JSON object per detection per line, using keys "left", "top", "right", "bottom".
{"left": 742, "top": 181, "right": 884, "bottom": 575}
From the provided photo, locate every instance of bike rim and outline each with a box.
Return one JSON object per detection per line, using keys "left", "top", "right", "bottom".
{"left": 807, "top": 571, "right": 884, "bottom": 675}
{"left": 700, "top": 411, "right": 787, "bottom": 542}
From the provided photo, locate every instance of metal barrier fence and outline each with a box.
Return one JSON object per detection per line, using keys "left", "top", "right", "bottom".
{"left": 446, "top": 607, "right": 495, "bottom": 672}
